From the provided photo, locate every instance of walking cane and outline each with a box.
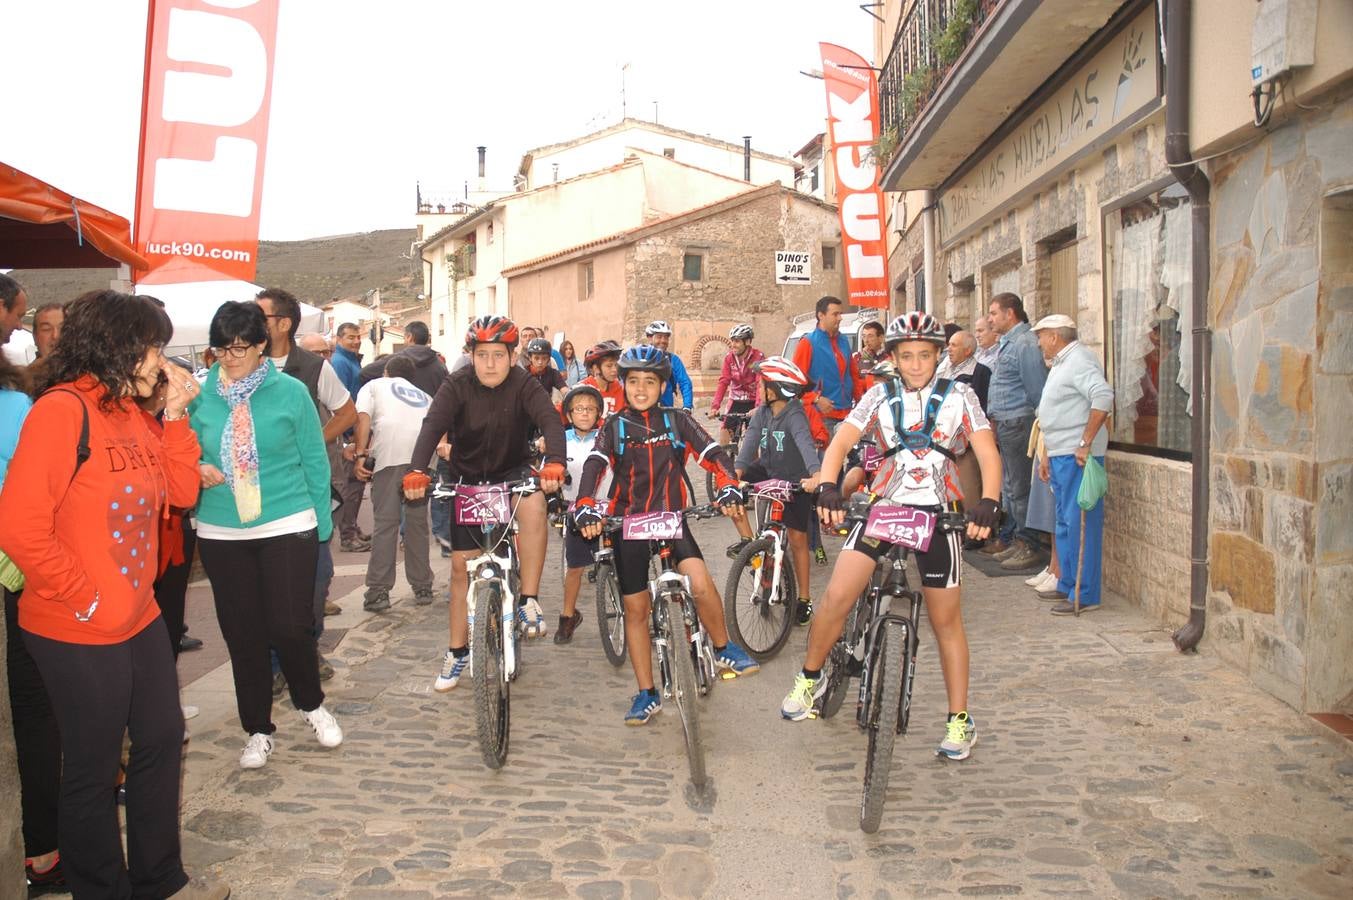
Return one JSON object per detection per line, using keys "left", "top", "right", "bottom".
{"left": 1074, "top": 507, "right": 1086, "bottom": 617}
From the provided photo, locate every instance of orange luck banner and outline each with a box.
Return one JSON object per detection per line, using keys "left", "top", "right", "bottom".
{"left": 819, "top": 43, "right": 889, "bottom": 309}
{"left": 133, "top": 0, "right": 280, "bottom": 284}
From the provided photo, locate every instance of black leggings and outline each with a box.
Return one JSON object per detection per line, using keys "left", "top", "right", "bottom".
{"left": 152, "top": 517, "right": 196, "bottom": 660}
{"left": 5, "top": 587, "right": 60, "bottom": 858}
{"left": 24, "top": 618, "right": 189, "bottom": 899}
{"left": 198, "top": 529, "right": 322, "bottom": 735}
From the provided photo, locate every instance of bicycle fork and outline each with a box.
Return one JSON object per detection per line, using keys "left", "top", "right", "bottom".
{"left": 470, "top": 556, "right": 518, "bottom": 679}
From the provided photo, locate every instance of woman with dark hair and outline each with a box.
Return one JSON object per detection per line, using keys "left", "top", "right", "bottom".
{"left": 188, "top": 301, "right": 342, "bottom": 771}
{"left": 560, "top": 340, "right": 585, "bottom": 386}
{"left": 0, "top": 290, "right": 228, "bottom": 899}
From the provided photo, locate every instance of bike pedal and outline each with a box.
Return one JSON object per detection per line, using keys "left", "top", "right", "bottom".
{"left": 718, "top": 670, "right": 738, "bottom": 681}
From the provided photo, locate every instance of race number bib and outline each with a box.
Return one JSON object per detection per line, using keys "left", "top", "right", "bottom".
{"left": 863, "top": 505, "right": 936, "bottom": 552}
{"left": 454, "top": 484, "right": 512, "bottom": 526}
{"left": 622, "top": 511, "right": 684, "bottom": 541}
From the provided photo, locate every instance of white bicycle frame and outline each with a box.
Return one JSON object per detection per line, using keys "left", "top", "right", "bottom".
{"left": 749, "top": 492, "right": 791, "bottom": 610}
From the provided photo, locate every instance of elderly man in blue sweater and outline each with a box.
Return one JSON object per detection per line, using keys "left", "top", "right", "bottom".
{"left": 985, "top": 293, "right": 1048, "bottom": 570}
{"left": 1033, "top": 314, "right": 1113, "bottom": 614}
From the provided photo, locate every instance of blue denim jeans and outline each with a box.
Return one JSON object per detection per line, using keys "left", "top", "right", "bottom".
{"left": 994, "top": 415, "right": 1035, "bottom": 544}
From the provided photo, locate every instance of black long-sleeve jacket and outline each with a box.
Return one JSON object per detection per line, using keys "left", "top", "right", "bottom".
{"left": 576, "top": 406, "right": 735, "bottom": 515}
{"left": 409, "top": 366, "right": 565, "bottom": 480}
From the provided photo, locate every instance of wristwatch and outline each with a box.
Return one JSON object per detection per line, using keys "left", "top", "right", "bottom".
{"left": 1077, "top": 439, "right": 1089, "bottom": 449}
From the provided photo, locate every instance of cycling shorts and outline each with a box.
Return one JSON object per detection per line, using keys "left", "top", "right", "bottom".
{"left": 742, "top": 462, "right": 813, "bottom": 534}
{"left": 614, "top": 531, "right": 703, "bottom": 596}
{"left": 840, "top": 516, "right": 963, "bottom": 590}
{"left": 723, "top": 399, "right": 755, "bottom": 432}
{"left": 449, "top": 466, "right": 534, "bottom": 553}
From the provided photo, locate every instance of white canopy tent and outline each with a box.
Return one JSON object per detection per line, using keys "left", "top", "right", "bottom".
{"left": 138, "top": 279, "right": 325, "bottom": 355}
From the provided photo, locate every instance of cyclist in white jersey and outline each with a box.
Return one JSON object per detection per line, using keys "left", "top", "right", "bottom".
{"left": 780, "top": 312, "right": 1003, "bottom": 762}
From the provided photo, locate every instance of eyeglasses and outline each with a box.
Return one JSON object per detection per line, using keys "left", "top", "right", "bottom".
{"left": 211, "top": 344, "right": 256, "bottom": 359}
{"left": 569, "top": 405, "right": 600, "bottom": 415}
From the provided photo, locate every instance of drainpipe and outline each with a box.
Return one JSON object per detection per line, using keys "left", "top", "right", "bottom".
{"left": 1164, "top": 0, "right": 1212, "bottom": 652}
{"left": 921, "top": 190, "right": 937, "bottom": 314}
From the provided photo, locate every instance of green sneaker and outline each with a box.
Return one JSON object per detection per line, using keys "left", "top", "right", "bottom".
{"left": 779, "top": 672, "right": 826, "bottom": 721}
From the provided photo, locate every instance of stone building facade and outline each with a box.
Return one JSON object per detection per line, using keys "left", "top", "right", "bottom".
{"left": 506, "top": 184, "right": 846, "bottom": 401}
{"left": 874, "top": 0, "right": 1352, "bottom": 713}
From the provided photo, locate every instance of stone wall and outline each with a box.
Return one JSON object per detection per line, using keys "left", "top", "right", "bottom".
{"left": 1206, "top": 82, "right": 1353, "bottom": 711}
{"left": 1, "top": 599, "right": 24, "bottom": 895}
{"left": 1103, "top": 452, "right": 1193, "bottom": 623}
{"left": 626, "top": 190, "right": 845, "bottom": 401}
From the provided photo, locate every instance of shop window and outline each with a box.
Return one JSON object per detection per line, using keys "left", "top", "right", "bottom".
{"left": 1104, "top": 185, "right": 1192, "bottom": 457}
{"left": 682, "top": 252, "right": 704, "bottom": 283}
{"left": 822, "top": 245, "right": 837, "bottom": 271}
{"left": 579, "top": 261, "right": 595, "bottom": 301}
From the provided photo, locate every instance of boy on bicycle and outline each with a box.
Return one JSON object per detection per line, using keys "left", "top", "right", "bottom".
{"left": 574, "top": 345, "right": 760, "bottom": 724}
{"left": 724, "top": 357, "right": 822, "bottom": 624}
{"left": 402, "top": 316, "right": 567, "bottom": 691}
{"left": 580, "top": 340, "right": 625, "bottom": 419}
{"left": 779, "top": 313, "right": 1002, "bottom": 761}
{"left": 555, "top": 384, "right": 612, "bottom": 644}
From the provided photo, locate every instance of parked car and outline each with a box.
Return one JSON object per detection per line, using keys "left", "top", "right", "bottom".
{"left": 781, "top": 309, "right": 884, "bottom": 359}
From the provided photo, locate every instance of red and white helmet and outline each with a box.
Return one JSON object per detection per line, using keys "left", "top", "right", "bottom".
{"left": 884, "top": 311, "right": 946, "bottom": 349}
{"left": 756, "top": 355, "right": 810, "bottom": 399}
{"left": 465, "top": 315, "right": 519, "bottom": 349}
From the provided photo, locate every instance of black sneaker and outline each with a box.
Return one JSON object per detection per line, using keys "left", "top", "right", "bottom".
{"left": 796, "top": 598, "right": 813, "bottom": 626}
{"left": 725, "top": 538, "right": 752, "bottom": 560}
{"left": 553, "top": 611, "right": 583, "bottom": 645}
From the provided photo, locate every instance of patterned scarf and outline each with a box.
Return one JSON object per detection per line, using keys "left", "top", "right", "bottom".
{"left": 217, "top": 359, "right": 271, "bottom": 523}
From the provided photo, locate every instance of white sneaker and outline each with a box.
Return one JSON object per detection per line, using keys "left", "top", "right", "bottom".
{"left": 1024, "top": 566, "right": 1050, "bottom": 587}
{"left": 300, "top": 705, "right": 343, "bottom": 748}
{"left": 434, "top": 649, "right": 470, "bottom": 692}
{"left": 523, "top": 598, "right": 547, "bottom": 638}
{"left": 239, "top": 733, "right": 274, "bottom": 769}
{"left": 1033, "top": 571, "right": 1060, "bottom": 593}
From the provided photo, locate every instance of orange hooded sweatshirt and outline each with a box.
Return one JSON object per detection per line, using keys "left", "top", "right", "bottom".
{"left": 0, "top": 378, "right": 201, "bottom": 644}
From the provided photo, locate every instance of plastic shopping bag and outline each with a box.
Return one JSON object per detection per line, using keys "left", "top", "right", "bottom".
{"left": 1077, "top": 455, "right": 1108, "bottom": 512}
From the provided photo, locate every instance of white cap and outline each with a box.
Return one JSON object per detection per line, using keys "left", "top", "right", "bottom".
{"left": 1031, "top": 314, "right": 1076, "bottom": 331}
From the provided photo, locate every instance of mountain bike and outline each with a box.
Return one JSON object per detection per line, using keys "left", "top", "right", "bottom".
{"left": 600, "top": 504, "right": 725, "bottom": 787}
{"left": 432, "top": 476, "right": 540, "bottom": 769}
{"left": 704, "top": 411, "right": 751, "bottom": 504}
{"left": 723, "top": 479, "right": 809, "bottom": 660}
{"left": 815, "top": 492, "right": 967, "bottom": 833}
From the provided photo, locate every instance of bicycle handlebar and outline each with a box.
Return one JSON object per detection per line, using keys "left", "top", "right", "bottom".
{"left": 598, "top": 503, "right": 725, "bottom": 532}
{"left": 430, "top": 477, "right": 540, "bottom": 501}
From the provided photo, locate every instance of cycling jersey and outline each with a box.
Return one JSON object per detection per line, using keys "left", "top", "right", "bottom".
{"left": 580, "top": 375, "right": 625, "bottom": 419}
{"left": 712, "top": 347, "right": 766, "bottom": 408}
{"left": 409, "top": 365, "right": 565, "bottom": 481}
{"left": 576, "top": 407, "right": 735, "bottom": 515}
{"left": 843, "top": 375, "right": 989, "bottom": 507}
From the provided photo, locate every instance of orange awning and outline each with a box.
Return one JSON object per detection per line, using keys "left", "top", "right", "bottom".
{"left": 0, "top": 162, "right": 149, "bottom": 270}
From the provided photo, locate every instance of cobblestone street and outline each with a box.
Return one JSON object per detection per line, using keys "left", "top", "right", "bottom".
{"left": 140, "top": 510, "right": 1353, "bottom": 899}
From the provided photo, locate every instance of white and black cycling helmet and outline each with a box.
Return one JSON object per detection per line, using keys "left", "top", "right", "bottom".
{"left": 728, "top": 323, "right": 754, "bottom": 341}
{"left": 644, "top": 320, "right": 673, "bottom": 337}
{"left": 884, "top": 311, "right": 947, "bottom": 349}
{"left": 524, "top": 337, "right": 553, "bottom": 356}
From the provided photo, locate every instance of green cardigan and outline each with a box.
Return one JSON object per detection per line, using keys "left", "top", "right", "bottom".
{"left": 189, "top": 363, "right": 334, "bottom": 542}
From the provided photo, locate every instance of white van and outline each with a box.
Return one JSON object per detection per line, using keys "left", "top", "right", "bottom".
{"left": 781, "top": 309, "right": 885, "bottom": 360}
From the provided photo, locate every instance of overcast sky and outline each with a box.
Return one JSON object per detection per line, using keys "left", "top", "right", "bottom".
{"left": 3, "top": 0, "right": 873, "bottom": 241}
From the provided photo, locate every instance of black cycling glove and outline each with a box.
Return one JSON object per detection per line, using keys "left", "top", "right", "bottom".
{"left": 572, "top": 505, "right": 603, "bottom": 531}
{"left": 815, "top": 482, "right": 845, "bottom": 513}
{"left": 715, "top": 483, "right": 745, "bottom": 509}
{"left": 968, "top": 498, "right": 1002, "bottom": 531}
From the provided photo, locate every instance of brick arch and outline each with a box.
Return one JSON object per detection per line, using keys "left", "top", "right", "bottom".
{"left": 692, "top": 334, "right": 730, "bottom": 372}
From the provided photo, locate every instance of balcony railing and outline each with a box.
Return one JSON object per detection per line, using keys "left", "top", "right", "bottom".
{"left": 878, "top": 0, "right": 1004, "bottom": 154}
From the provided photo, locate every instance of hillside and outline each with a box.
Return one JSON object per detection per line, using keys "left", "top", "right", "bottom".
{"left": 8, "top": 228, "right": 421, "bottom": 308}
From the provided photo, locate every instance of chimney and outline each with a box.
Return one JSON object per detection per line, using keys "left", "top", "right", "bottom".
{"left": 743, "top": 136, "right": 752, "bottom": 182}
{"left": 476, "top": 146, "right": 486, "bottom": 179}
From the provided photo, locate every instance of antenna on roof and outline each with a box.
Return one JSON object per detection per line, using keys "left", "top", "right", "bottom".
{"left": 621, "top": 62, "right": 630, "bottom": 119}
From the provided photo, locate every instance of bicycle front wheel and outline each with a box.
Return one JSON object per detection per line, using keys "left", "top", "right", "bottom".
{"left": 595, "top": 562, "right": 626, "bottom": 666}
{"left": 471, "top": 583, "right": 510, "bottom": 769}
{"left": 668, "top": 599, "right": 707, "bottom": 787}
{"left": 860, "top": 618, "right": 908, "bottom": 833}
{"left": 724, "top": 537, "right": 795, "bottom": 660}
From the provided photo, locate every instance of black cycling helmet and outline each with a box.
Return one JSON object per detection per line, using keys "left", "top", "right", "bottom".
{"left": 617, "top": 344, "right": 671, "bottom": 382}
{"left": 562, "top": 384, "right": 604, "bottom": 417}
{"left": 525, "top": 337, "right": 553, "bottom": 357}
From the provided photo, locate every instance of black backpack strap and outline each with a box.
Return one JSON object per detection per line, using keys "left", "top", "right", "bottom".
{"left": 41, "top": 389, "right": 91, "bottom": 479}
